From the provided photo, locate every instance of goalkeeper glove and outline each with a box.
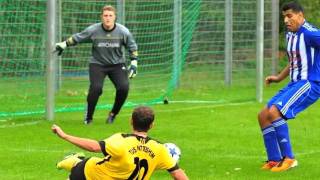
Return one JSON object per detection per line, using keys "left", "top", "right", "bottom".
{"left": 128, "top": 60, "right": 138, "bottom": 79}
{"left": 55, "top": 41, "right": 67, "bottom": 56}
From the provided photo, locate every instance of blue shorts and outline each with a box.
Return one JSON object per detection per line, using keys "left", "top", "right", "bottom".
{"left": 267, "top": 80, "right": 320, "bottom": 119}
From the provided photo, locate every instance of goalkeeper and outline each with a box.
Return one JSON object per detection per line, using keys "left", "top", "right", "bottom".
{"left": 55, "top": 5, "right": 138, "bottom": 124}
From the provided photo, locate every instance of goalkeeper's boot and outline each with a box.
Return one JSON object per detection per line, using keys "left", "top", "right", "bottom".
{"left": 261, "top": 160, "right": 280, "bottom": 170}
{"left": 270, "top": 157, "right": 298, "bottom": 172}
{"left": 106, "top": 112, "right": 116, "bottom": 124}
{"left": 84, "top": 105, "right": 93, "bottom": 125}
{"left": 84, "top": 112, "right": 93, "bottom": 125}
{"left": 84, "top": 118, "right": 92, "bottom": 125}
{"left": 56, "top": 153, "right": 85, "bottom": 171}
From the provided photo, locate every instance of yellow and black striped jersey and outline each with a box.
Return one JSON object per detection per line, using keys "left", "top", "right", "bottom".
{"left": 84, "top": 133, "right": 178, "bottom": 180}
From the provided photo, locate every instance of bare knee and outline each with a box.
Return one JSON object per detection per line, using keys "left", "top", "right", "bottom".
{"left": 258, "top": 107, "right": 268, "bottom": 121}
{"left": 268, "top": 105, "right": 282, "bottom": 121}
{"left": 258, "top": 107, "right": 272, "bottom": 128}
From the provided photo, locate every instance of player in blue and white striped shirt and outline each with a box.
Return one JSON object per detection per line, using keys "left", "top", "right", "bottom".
{"left": 258, "top": 1, "right": 320, "bottom": 172}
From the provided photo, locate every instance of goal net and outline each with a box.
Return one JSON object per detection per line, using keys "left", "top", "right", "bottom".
{"left": 0, "top": 0, "right": 273, "bottom": 117}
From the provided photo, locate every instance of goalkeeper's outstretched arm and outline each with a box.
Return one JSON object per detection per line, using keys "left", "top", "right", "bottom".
{"left": 55, "top": 37, "right": 77, "bottom": 56}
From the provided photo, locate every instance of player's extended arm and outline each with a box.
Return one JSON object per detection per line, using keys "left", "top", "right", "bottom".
{"left": 55, "top": 37, "right": 77, "bottom": 56}
{"left": 51, "top": 124, "right": 101, "bottom": 152}
{"left": 170, "top": 169, "right": 189, "bottom": 180}
{"left": 265, "top": 64, "right": 290, "bottom": 85}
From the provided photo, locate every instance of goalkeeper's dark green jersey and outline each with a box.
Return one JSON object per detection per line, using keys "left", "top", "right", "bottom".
{"left": 72, "top": 23, "right": 138, "bottom": 65}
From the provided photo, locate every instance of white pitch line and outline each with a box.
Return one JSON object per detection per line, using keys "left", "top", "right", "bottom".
{"left": 155, "top": 101, "right": 255, "bottom": 113}
{"left": 166, "top": 100, "right": 227, "bottom": 104}
{"left": 0, "top": 120, "right": 42, "bottom": 128}
{"left": 114, "top": 101, "right": 255, "bottom": 118}
{"left": 0, "top": 102, "right": 252, "bottom": 128}
{"left": 5, "top": 148, "right": 67, "bottom": 153}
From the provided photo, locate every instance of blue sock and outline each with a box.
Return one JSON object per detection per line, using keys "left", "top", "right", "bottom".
{"left": 262, "top": 125, "right": 282, "bottom": 161}
{"left": 272, "top": 118, "right": 294, "bottom": 159}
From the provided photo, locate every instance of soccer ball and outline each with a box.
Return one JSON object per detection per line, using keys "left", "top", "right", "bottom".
{"left": 164, "top": 143, "right": 181, "bottom": 162}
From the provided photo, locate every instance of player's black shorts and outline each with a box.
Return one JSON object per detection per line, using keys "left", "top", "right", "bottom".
{"left": 69, "top": 158, "right": 89, "bottom": 180}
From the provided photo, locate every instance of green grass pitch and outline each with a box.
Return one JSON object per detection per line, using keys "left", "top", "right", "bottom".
{"left": 1, "top": 83, "right": 320, "bottom": 179}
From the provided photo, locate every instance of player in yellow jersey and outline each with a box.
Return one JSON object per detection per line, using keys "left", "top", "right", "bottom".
{"left": 51, "top": 106, "right": 188, "bottom": 180}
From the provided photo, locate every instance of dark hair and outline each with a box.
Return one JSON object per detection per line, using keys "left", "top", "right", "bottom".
{"left": 132, "top": 106, "right": 155, "bottom": 132}
{"left": 281, "top": 1, "right": 304, "bottom": 13}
